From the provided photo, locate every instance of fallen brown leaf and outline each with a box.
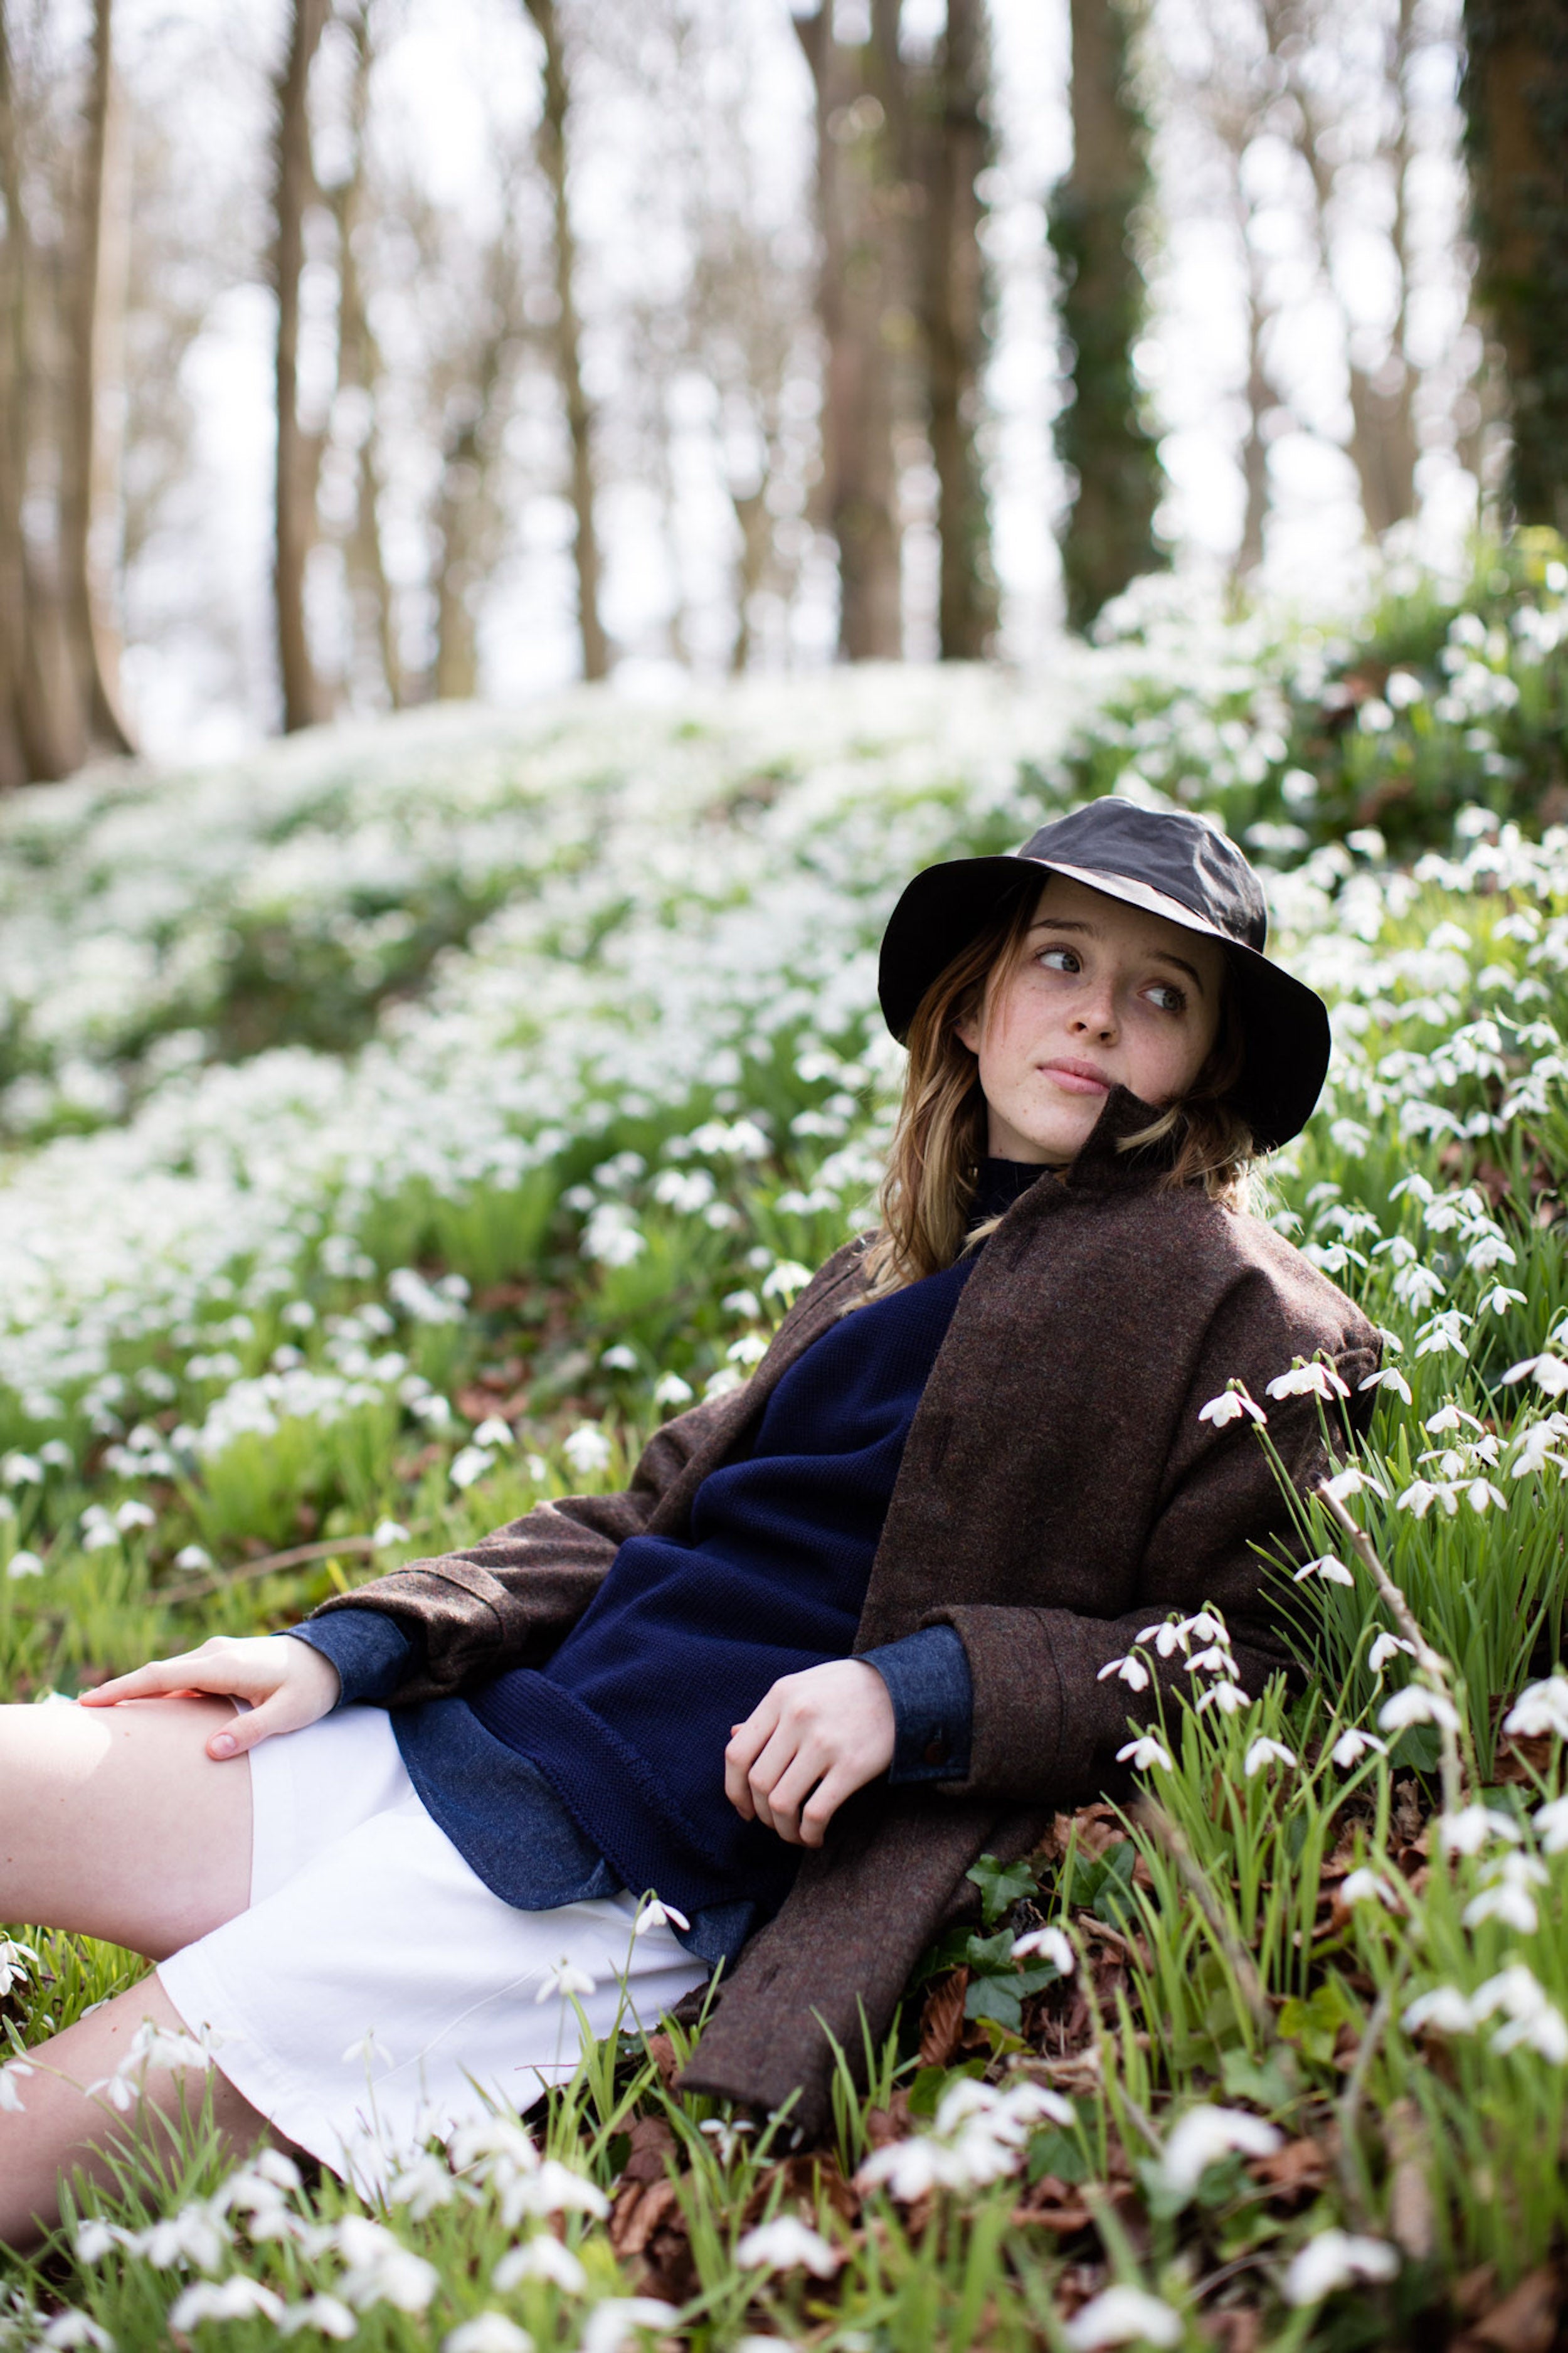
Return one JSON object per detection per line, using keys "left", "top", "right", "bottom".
{"left": 919, "top": 1970, "right": 968, "bottom": 2067}
{"left": 1453, "top": 2266, "right": 1565, "bottom": 2353}
{"left": 1384, "top": 2098, "right": 1434, "bottom": 2261}
{"left": 1250, "top": 2137, "right": 1331, "bottom": 2202}
{"left": 609, "top": 2175, "right": 682, "bottom": 2262}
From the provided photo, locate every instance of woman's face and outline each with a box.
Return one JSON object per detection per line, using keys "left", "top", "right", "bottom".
{"left": 958, "top": 874, "right": 1226, "bottom": 1165}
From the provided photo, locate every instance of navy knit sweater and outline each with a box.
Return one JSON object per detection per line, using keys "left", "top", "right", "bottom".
{"left": 295, "top": 1158, "right": 1047, "bottom": 1959}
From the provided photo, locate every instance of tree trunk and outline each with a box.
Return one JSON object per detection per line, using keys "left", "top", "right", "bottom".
{"left": 271, "top": 0, "right": 328, "bottom": 733}
{"left": 1461, "top": 0, "right": 1568, "bottom": 530}
{"left": 60, "top": 0, "right": 134, "bottom": 755}
{"left": 897, "top": 0, "right": 996, "bottom": 659}
{"left": 797, "top": 4, "right": 903, "bottom": 662}
{"left": 0, "top": 2, "right": 82, "bottom": 783}
{"left": 332, "top": 1, "right": 400, "bottom": 709}
{"left": 522, "top": 0, "right": 608, "bottom": 682}
{"left": 1048, "top": 0, "right": 1163, "bottom": 632}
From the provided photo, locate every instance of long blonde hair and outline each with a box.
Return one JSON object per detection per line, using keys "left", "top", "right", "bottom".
{"left": 859, "top": 879, "right": 1256, "bottom": 1302}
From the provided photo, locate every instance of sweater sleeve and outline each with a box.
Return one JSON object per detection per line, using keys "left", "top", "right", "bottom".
{"left": 922, "top": 1331, "right": 1379, "bottom": 1807}
{"left": 862, "top": 1625, "right": 973, "bottom": 1782}
{"left": 284, "top": 1609, "right": 421, "bottom": 1708}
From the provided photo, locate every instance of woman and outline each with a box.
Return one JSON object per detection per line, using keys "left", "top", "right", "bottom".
{"left": 0, "top": 800, "right": 1377, "bottom": 2243}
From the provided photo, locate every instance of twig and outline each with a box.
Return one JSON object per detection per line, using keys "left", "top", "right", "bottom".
{"left": 161, "top": 1534, "right": 381, "bottom": 1605}
{"left": 1133, "top": 1798, "right": 1276, "bottom": 2046}
{"left": 1315, "top": 1482, "right": 1465, "bottom": 1815}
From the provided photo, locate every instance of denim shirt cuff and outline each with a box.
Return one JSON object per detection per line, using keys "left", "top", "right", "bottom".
{"left": 861, "top": 1623, "right": 973, "bottom": 1783}
{"left": 281, "top": 1610, "right": 420, "bottom": 1709}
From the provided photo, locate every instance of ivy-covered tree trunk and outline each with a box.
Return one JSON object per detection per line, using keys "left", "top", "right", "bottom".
{"left": 1049, "top": 0, "right": 1162, "bottom": 632}
{"left": 1462, "top": 0, "right": 1568, "bottom": 529}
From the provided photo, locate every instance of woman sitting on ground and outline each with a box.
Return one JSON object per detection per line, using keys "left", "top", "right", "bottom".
{"left": 0, "top": 799, "right": 1377, "bottom": 2244}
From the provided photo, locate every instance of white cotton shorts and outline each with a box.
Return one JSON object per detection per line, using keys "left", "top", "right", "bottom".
{"left": 156, "top": 1704, "right": 707, "bottom": 2194}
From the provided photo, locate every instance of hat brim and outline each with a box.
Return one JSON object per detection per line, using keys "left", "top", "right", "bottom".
{"left": 876, "top": 853, "right": 1331, "bottom": 1154}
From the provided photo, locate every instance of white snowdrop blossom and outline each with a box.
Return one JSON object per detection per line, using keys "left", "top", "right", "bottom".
{"left": 1134, "top": 1620, "right": 1187, "bottom": 1658}
{"left": 1198, "top": 1386, "right": 1266, "bottom": 1427}
{"left": 40, "top": 2315, "right": 116, "bottom": 2352}
{"left": 334, "top": 2218, "right": 441, "bottom": 2313}
{"left": 1539, "top": 1797, "right": 1568, "bottom": 1852}
{"left": 535, "top": 1957, "right": 596, "bottom": 2004}
{"left": 1359, "top": 1368, "right": 1412, "bottom": 1402}
{"left": 632, "top": 1897, "right": 690, "bottom": 1936}
{"left": 1320, "top": 1465, "right": 1387, "bottom": 1504}
{"left": 1155, "top": 2105, "right": 1283, "bottom": 2198}
{"left": 1012, "top": 1925, "right": 1076, "bottom": 1972}
{"left": 1330, "top": 1729, "right": 1387, "bottom": 1768}
{"left": 1367, "top": 1632, "right": 1417, "bottom": 1675}
{"left": 1293, "top": 1553, "right": 1354, "bottom": 1586}
{"left": 735, "top": 2216, "right": 840, "bottom": 2276}
{"left": 1283, "top": 2231, "right": 1400, "bottom": 2306}
{"left": 1504, "top": 1354, "right": 1568, "bottom": 1395}
{"left": 561, "top": 1424, "right": 613, "bottom": 1478}
{"left": 651, "top": 1371, "right": 693, "bottom": 1407}
{"left": 492, "top": 2238, "right": 587, "bottom": 2295}
{"left": 1471, "top": 1965, "right": 1568, "bottom": 2061}
{"left": 340, "top": 2031, "right": 395, "bottom": 2069}
{"left": 1096, "top": 1654, "right": 1150, "bottom": 1692}
{"left": 1061, "top": 2288, "right": 1184, "bottom": 2350}
{"left": 578, "top": 2299, "right": 679, "bottom": 2353}
{"left": 1503, "top": 1676, "right": 1568, "bottom": 1740}
{"left": 1438, "top": 1805, "right": 1522, "bottom": 1856}
{"left": 276, "top": 2295, "right": 359, "bottom": 2339}
{"left": 1266, "top": 1361, "right": 1350, "bottom": 1402}
{"left": 857, "top": 2077, "right": 1071, "bottom": 2200}
{"left": 1378, "top": 1685, "right": 1460, "bottom": 1734}
{"left": 1243, "top": 1737, "right": 1298, "bottom": 1777}
{"left": 1115, "top": 1736, "right": 1174, "bottom": 1773}
{"left": 1404, "top": 1985, "right": 1477, "bottom": 2037}
{"left": 1195, "top": 1680, "right": 1251, "bottom": 1716}
{"left": 169, "top": 2279, "right": 285, "bottom": 2329}
{"left": 0, "top": 1938, "right": 38, "bottom": 1994}
{"left": 0, "top": 2061, "right": 33, "bottom": 2111}
{"left": 1184, "top": 1644, "right": 1237, "bottom": 1678}
{"left": 1340, "top": 1869, "right": 1402, "bottom": 1909}
{"left": 449, "top": 1446, "right": 495, "bottom": 1490}
{"left": 1463, "top": 1881, "right": 1540, "bottom": 1935}
{"left": 371, "top": 1519, "right": 409, "bottom": 1548}
{"left": 443, "top": 2316, "right": 534, "bottom": 2353}
{"left": 501, "top": 2162, "right": 610, "bottom": 2225}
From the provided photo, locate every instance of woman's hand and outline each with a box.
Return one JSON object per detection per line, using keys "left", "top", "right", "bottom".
{"left": 724, "top": 1659, "right": 895, "bottom": 1849}
{"left": 79, "top": 1635, "right": 342, "bottom": 1760}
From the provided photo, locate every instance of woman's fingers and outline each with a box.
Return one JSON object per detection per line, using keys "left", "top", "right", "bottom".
{"left": 724, "top": 1695, "right": 781, "bottom": 1820}
{"left": 80, "top": 1655, "right": 221, "bottom": 1706}
{"left": 78, "top": 1635, "right": 341, "bottom": 1761}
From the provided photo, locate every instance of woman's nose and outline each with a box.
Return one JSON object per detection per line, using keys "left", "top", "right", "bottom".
{"left": 1070, "top": 990, "right": 1117, "bottom": 1039}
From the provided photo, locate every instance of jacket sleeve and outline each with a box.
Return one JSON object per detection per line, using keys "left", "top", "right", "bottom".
{"left": 922, "top": 1327, "right": 1380, "bottom": 1805}
{"left": 304, "top": 1383, "right": 744, "bottom": 1702}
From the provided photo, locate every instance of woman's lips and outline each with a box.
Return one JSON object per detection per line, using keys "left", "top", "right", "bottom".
{"left": 1040, "top": 1059, "right": 1111, "bottom": 1095}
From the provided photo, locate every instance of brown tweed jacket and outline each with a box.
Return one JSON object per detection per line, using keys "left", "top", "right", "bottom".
{"left": 312, "top": 1088, "right": 1379, "bottom": 2134}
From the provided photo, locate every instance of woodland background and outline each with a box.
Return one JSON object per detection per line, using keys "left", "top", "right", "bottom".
{"left": 2, "top": 0, "right": 1564, "bottom": 782}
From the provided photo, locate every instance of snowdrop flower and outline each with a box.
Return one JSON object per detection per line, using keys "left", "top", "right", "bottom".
{"left": 1012, "top": 1925, "right": 1076, "bottom": 1972}
{"left": 1424, "top": 1403, "right": 1483, "bottom": 1435}
{"left": 1404, "top": 1985, "right": 1476, "bottom": 2037}
{"left": 341, "top": 2030, "right": 395, "bottom": 2069}
{"left": 6, "top": 1549, "right": 43, "bottom": 1578}
{"left": 1184, "top": 1644, "right": 1237, "bottom": 1678}
{"left": 1155, "top": 2105, "right": 1283, "bottom": 2197}
{"left": 1465, "top": 1479, "right": 1508, "bottom": 1514}
{"left": 1134, "top": 1619, "right": 1188, "bottom": 1657}
{"left": 1503, "top": 1676, "right": 1568, "bottom": 1740}
{"left": 386, "top": 2154, "right": 460, "bottom": 2219}
{"left": 370, "top": 1518, "right": 409, "bottom": 1548}
{"left": 1178, "top": 1610, "right": 1227, "bottom": 1646}
{"left": 492, "top": 2237, "right": 587, "bottom": 2294}
{"left": 698, "top": 2116, "right": 755, "bottom": 2164}
{"left": 1438, "top": 1805, "right": 1521, "bottom": 1856}
{"left": 761, "top": 1260, "right": 813, "bottom": 1302}
{"left": 133, "top": 2201, "right": 231, "bottom": 2273}
{"left": 1535, "top": 1796, "right": 1568, "bottom": 1852}
{"left": 1511, "top": 1425, "right": 1568, "bottom": 1480}
{"left": 578, "top": 2299, "right": 679, "bottom": 2353}
{"left": 40, "top": 2315, "right": 116, "bottom": 2352}
{"left": 1198, "top": 1385, "right": 1266, "bottom": 1427}
{"left": 174, "top": 1543, "right": 212, "bottom": 1571}
{"left": 0, "top": 1937, "right": 38, "bottom": 1994}
{"left": 335, "top": 2219, "right": 440, "bottom": 2313}
{"left": 856, "top": 2136, "right": 945, "bottom": 2202}
{"left": 1367, "top": 1632, "right": 1416, "bottom": 1675}
{"left": 0, "top": 2061, "right": 33, "bottom": 2111}
{"left": 1282, "top": 2231, "right": 1399, "bottom": 2306}
{"left": 1330, "top": 1728, "right": 1387, "bottom": 1768}
{"left": 444, "top": 2316, "right": 534, "bottom": 2353}
{"left": 1243, "top": 1736, "right": 1297, "bottom": 1777}
{"left": 114, "top": 1499, "right": 156, "bottom": 1532}
{"left": 651, "top": 1371, "right": 693, "bottom": 1407}
{"left": 1394, "top": 1478, "right": 1459, "bottom": 1518}
{"left": 1472, "top": 1966, "right": 1568, "bottom": 2060}
{"left": 1194, "top": 1681, "right": 1251, "bottom": 1716}
{"left": 1096, "top": 1654, "right": 1150, "bottom": 1692}
{"left": 1293, "top": 1553, "right": 1354, "bottom": 1586}
{"left": 632, "top": 1896, "right": 690, "bottom": 1936}
{"left": 1359, "top": 1368, "right": 1412, "bottom": 1402}
{"left": 73, "top": 2218, "right": 124, "bottom": 2263}
{"left": 276, "top": 2295, "right": 359, "bottom": 2339}
{"left": 502, "top": 2161, "right": 610, "bottom": 2224}
{"left": 1320, "top": 1465, "right": 1387, "bottom": 1504}
{"left": 1115, "top": 1736, "right": 1173, "bottom": 1774}
{"left": 1463, "top": 1881, "right": 1540, "bottom": 1934}
{"left": 1061, "top": 2288, "right": 1183, "bottom": 2350}
{"left": 1266, "top": 1361, "right": 1350, "bottom": 1402}
{"left": 449, "top": 1445, "right": 495, "bottom": 1490}
{"left": 1479, "top": 1284, "right": 1528, "bottom": 1317}
{"left": 1340, "top": 1868, "right": 1401, "bottom": 1909}
{"left": 535, "top": 1957, "right": 596, "bottom": 2004}
{"left": 1378, "top": 1686, "right": 1460, "bottom": 1735}
{"left": 735, "top": 2216, "right": 840, "bottom": 2276}
{"left": 1505, "top": 1352, "right": 1568, "bottom": 1393}
{"left": 561, "top": 1424, "right": 613, "bottom": 1477}
{"left": 169, "top": 2279, "right": 284, "bottom": 2329}
{"left": 471, "top": 1416, "right": 514, "bottom": 1448}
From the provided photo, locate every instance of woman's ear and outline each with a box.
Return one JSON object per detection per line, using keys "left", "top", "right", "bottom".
{"left": 955, "top": 1014, "right": 980, "bottom": 1055}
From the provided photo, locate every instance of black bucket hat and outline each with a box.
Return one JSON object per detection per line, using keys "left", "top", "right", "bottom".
{"left": 877, "top": 799, "right": 1331, "bottom": 1152}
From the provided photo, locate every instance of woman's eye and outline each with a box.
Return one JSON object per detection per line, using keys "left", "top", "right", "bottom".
{"left": 1037, "top": 946, "right": 1080, "bottom": 973}
{"left": 1147, "top": 982, "right": 1187, "bottom": 1013}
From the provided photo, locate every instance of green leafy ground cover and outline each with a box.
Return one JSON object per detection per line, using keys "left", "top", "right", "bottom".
{"left": 6, "top": 553, "right": 1568, "bottom": 2348}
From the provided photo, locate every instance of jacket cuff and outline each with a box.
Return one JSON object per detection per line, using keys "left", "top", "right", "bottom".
{"left": 861, "top": 1624, "right": 973, "bottom": 1783}
{"left": 282, "top": 1610, "right": 421, "bottom": 1708}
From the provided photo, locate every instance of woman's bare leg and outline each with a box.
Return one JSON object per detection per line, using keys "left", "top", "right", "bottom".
{"left": 0, "top": 1975, "right": 273, "bottom": 2253}
{"left": 0, "top": 1696, "right": 251, "bottom": 1955}
{"left": 0, "top": 1697, "right": 272, "bottom": 2250}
